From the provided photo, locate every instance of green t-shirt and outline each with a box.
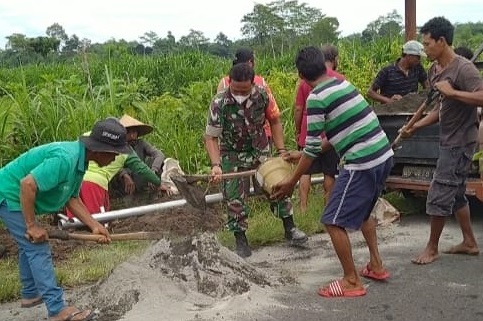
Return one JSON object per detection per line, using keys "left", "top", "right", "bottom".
{"left": 0, "top": 141, "right": 87, "bottom": 214}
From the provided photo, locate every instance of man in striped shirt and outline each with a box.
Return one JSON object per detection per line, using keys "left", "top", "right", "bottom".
{"left": 367, "top": 40, "right": 429, "bottom": 104}
{"left": 272, "top": 46, "right": 394, "bottom": 298}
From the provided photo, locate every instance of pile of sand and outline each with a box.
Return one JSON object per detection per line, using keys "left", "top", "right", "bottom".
{"left": 72, "top": 233, "right": 286, "bottom": 321}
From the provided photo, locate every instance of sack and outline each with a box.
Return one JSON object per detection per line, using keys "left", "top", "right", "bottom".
{"left": 161, "top": 158, "right": 185, "bottom": 195}
{"left": 371, "top": 198, "right": 400, "bottom": 226}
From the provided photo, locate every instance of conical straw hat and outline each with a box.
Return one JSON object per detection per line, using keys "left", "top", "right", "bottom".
{"left": 119, "top": 114, "right": 153, "bottom": 137}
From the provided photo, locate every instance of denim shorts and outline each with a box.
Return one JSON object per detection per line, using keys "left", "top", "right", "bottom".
{"left": 426, "top": 143, "right": 476, "bottom": 216}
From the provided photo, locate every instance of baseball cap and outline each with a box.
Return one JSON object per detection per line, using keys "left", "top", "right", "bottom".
{"left": 79, "top": 117, "right": 131, "bottom": 154}
{"left": 403, "top": 40, "right": 426, "bottom": 57}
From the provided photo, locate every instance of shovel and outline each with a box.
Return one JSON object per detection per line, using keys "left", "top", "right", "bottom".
{"left": 391, "top": 87, "right": 439, "bottom": 149}
{"left": 392, "top": 44, "right": 483, "bottom": 150}
{"left": 26, "top": 230, "right": 165, "bottom": 242}
{"left": 171, "top": 170, "right": 257, "bottom": 210}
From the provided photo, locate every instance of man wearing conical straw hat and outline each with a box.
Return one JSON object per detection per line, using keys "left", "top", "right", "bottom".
{"left": 112, "top": 114, "right": 181, "bottom": 196}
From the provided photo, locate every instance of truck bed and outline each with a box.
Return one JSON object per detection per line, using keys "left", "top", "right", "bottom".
{"left": 386, "top": 175, "right": 483, "bottom": 201}
{"left": 377, "top": 42, "right": 483, "bottom": 201}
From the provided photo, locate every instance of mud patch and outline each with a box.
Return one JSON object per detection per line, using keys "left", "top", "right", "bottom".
{"left": 0, "top": 194, "right": 225, "bottom": 263}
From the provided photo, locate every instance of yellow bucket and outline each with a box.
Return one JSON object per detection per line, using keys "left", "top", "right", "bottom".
{"left": 255, "top": 157, "right": 294, "bottom": 194}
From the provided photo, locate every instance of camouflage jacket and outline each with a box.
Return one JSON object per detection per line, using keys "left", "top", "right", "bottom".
{"left": 205, "top": 85, "right": 270, "bottom": 159}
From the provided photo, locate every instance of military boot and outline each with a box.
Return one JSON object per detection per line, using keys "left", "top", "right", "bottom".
{"left": 282, "top": 216, "right": 308, "bottom": 245}
{"left": 234, "top": 231, "right": 252, "bottom": 258}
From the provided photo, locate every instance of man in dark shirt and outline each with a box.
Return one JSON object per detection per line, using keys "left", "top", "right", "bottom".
{"left": 115, "top": 114, "right": 166, "bottom": 194}
{"left": 368, "top": 40, "right": 429, "bottom": 104}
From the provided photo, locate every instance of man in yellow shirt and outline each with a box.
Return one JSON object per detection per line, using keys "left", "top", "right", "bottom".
{"left": 67, "top": 116, "right": 169, "bottom": 217}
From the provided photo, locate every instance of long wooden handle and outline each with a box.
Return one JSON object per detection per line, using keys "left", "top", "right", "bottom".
{"left": 391, "top": 100, "right": 431, "bottom": 148}
{"left": 184, "top": 169, "right": 257, "bottom": 181}
{"left": 26, "top": 231, "right": 163, "bottom": 242}
{"left": 220, "top": 170, "right": 257, "bottom": 179}
{"left": 471, "top": 42, "right": 483, "bottom": 62}
{"left": 67, "top": 231, "right": 161, "bottom": 241}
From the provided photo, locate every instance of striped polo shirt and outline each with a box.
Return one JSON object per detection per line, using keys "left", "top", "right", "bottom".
{"left": 370, "top": 59, "right": 427, "bottom": 98}
{"left": 304, "top": 78, "right": 393, "bottom": 170}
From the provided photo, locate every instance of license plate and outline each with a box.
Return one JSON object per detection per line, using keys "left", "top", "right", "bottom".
{"left": 402, "top": 166, "right": 435, "bottom": 180}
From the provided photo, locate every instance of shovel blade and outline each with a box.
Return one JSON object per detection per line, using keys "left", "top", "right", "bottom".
{"left": 171, "top": 174, "right": 207, "bottom": 210}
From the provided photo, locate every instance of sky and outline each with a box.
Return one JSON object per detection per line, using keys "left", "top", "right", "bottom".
{"left": 0, "top": 0, "right": 482, "bottom": 48}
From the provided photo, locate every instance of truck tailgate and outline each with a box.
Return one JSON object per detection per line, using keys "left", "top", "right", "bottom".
{"left": 386, "top": 176, "right": 483, "bottom": 201}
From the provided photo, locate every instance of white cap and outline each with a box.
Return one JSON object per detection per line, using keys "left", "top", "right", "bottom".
{"left": 403, "top": 40, "right": 426, "bottom": 57}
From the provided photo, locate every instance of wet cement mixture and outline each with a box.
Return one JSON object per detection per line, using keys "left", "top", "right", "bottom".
{"left": 372, "top": 90, "right": 432, "bottom": 115}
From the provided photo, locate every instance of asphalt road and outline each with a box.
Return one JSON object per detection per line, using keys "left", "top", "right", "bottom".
{"left": 232, "top": 213, "right": 483, "bottom": 321}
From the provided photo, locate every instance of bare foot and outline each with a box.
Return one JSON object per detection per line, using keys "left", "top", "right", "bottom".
{"left": 443, "top": 243, "right": 480, "bottom": 256}
{"left": 50, "top": 306, "right": 94, "bottom": 321}
{"left": 411, "top": 247, "right": 439, "bottom": 265}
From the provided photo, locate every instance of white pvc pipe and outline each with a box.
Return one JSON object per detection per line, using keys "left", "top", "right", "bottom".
{"left": 58, "top": 194, "right": 222, "bottom": 229}
{"left": 58, "top": 176, "right": 324, "bottom": 229}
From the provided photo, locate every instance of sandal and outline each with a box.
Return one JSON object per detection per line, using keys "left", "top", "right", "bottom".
{"left": 50, "top": 308, "right": 95, "bottom": 321}
{"left": 20, "top": 296, "right": 43, "bottom": 308}
{"left": 317, "top": 279, "right": 366, "bottom": 298}
{"left": 360, "top": 264, "right": 390, "bottom": 281}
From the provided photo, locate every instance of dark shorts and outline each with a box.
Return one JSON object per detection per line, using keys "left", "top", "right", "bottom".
{"left": 426, "top": 144, "right": 475, "bottom": 216}
{"left": 321, "top": 157, "right": 393, "bottom": 230}
{"left": 298, "top": 146, "right": 339, "bottom": 177}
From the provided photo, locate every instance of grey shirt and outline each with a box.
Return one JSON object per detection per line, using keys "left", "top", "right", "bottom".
{"left": 429, "top": 56, "right": 483, "bottom": 147}
{"left": 121, "top": 139, "right": 165, "bottom": 174}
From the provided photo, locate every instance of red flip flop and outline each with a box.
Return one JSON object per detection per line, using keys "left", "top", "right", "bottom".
{"left": 317, "top": 280, "right": 367, "bottom": 298}
{"left": 360, "top": 264, "right": 390, "bottom": 281}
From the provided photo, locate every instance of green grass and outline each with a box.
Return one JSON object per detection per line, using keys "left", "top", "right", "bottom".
{"left": 0, "top": 241, "right": 148, "bottom": 303}
{"left": 0, "top": 257, "right": 21, "bottom": 302}
{"left": 216, "top": 183, "right": 326, "bottom": 250}
{"left": 383, "top": 191, "right": 426, "bottom": 216}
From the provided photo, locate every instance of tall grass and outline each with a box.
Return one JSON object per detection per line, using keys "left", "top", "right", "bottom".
{"left": 0, "top": 38, "right": 407, "bottom": 169}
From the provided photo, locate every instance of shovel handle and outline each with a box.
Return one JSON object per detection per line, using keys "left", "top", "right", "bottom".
{"left": 185, "top": 169, "right": 257, "bottom": 181}
{"left": 26, "top": 231, "right": 160, "bottom": 242}
{"left": 391, "top": 88, "right": 439, "bottom": 149}
{"left": 220, "top": 169, "right": 257, "bottom": 179}
{"left": 66, "top": 231, "right": 159, "bottom": 241}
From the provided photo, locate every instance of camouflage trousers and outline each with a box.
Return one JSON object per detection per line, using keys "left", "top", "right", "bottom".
{"left": 221, "top": 152, "right": 293, "bottom": 232}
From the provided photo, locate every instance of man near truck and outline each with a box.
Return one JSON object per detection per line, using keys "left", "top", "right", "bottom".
{"left": 401, "top": 17, "right": 483, "bottom": 264}
{"left": 367, "top": 40, "right": 429, "bottom": 104}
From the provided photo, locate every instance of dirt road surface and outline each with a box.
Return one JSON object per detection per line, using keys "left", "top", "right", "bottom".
{"left": 1, "top": 213, "right": 483, "bottom": 321}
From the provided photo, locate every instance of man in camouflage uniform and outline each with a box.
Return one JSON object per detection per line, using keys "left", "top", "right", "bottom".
{"left": 204, "top": 62, "right": 308, "bottom": 258}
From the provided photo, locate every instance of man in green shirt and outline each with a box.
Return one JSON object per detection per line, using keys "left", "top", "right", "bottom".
{"left": 0, "top": 117, "right": 130, "bottom": 321}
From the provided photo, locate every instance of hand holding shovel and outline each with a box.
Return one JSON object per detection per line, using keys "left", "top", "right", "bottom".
{"left": 171, "top": 169, "right": 257, "bottom": 210}
{"left": 391, "top": 88, "right": 440, "bottom": 149}
{"left": 26, "top": 230, "right": 165, "bottom": 243}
